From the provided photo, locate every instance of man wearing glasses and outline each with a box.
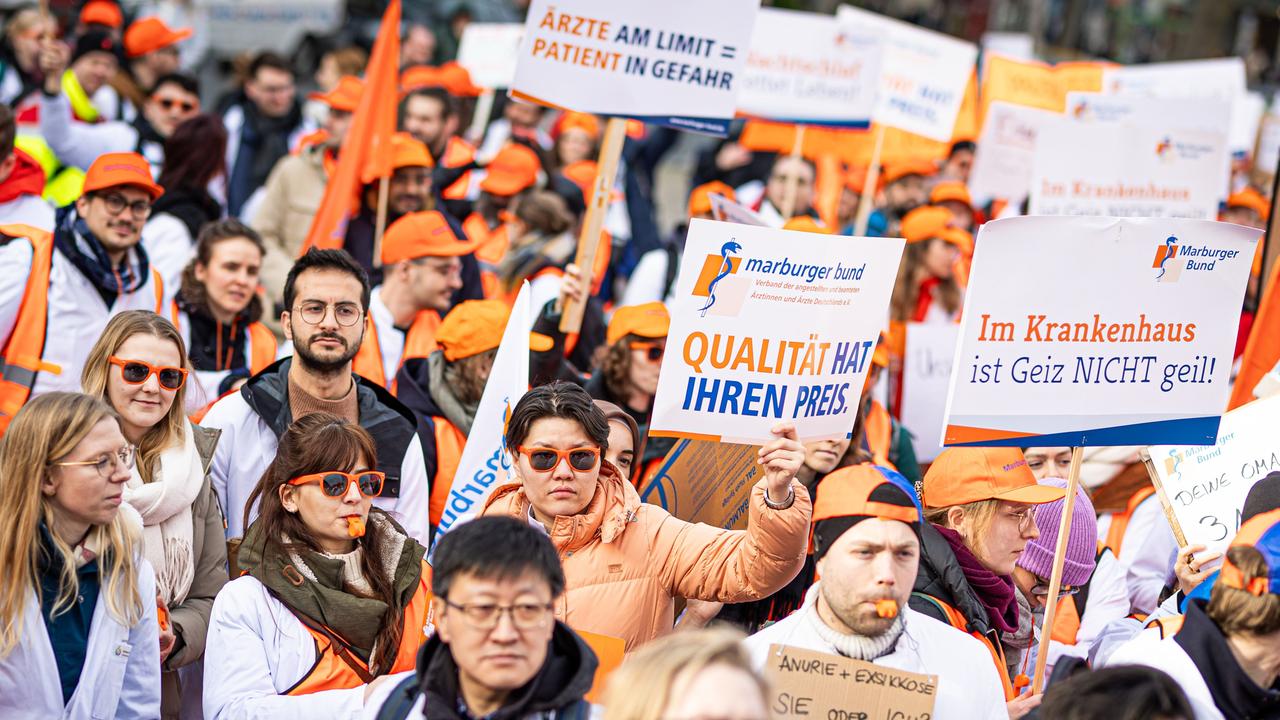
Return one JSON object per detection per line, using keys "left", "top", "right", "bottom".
{"left": 369, "top": 516, "right": 598, "bottom": 720}
{"left": 202, "top": 247, "right": 432, "bottom": 547}
{"left": 0, "top": 151, "right": 168, "bottom": 430}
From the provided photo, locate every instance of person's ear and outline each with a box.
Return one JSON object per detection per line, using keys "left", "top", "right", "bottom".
{"left": 75, "top": 194, "right": 91, "bottom": 217}
{"left": 431, "top": 597, "right": 451, "bottom": 642}
{"left": 281, "top": 311, "right": 293, "bottom": 342}
{"left": 41, "top": 469, "right": 59, "bottom": 497}
{"left": 279, "top": 484, "right": 299, "bottom": 513}
{"left": 945, "top": 505, "right": 966, "bottom": 532}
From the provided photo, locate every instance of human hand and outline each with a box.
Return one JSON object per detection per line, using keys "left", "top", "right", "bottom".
{"left": 38, "top": 39, "right": 69, "bottom": 94}
{"left": 715, "top": 142, "right": 752, "bottom": 171}
{"left": 555, "top": 263, "right": 586, "bottom": 314}
{"left": 677, "top": 600, "right": 723, "bottom": 629}
{"left": 158, "top": 623, "right": 176, "bottom": 664}
{"left": 1175, "top": 544, "right": 1222, "bottom": 596}
{"left": 1007, "top": 692, "right": 1042, "bottom": 720}
{"left": 759, "top": 422, "right": 804, "bottom": 504}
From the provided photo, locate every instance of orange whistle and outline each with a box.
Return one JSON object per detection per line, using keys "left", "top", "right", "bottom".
{"left": 875, "top": 599, "right": 898, "bottom": 619}
{"left": 157, "top": 601, "right": 170, "bottom": 631}
{"left": 346, "top": 516, "right": 366, "bottom": 538}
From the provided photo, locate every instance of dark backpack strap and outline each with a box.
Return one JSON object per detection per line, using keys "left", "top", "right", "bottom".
{"left": 374, "top": 675, "right": 421, "bottom": 720}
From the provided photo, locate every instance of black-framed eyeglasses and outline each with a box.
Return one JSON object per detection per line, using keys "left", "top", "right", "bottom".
{"left": 294, "top": 301, "right": 363, "bottom": 327}
{"left": 442, "top": 598, "right": 554, "bottom": 630}
{"left": 1031, "top": 579, "right": 1081, "bottom": 599}
{"left": 95, "top": 193, "right": 152, "bottom": 218}
{"left": 52, "top": 444, "right": 136, "bottom": 478}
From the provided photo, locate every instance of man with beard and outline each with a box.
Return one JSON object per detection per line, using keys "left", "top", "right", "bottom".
{"left": 744, "top": 465, "right": 1008, "bottom": 720}
{"left": 866, "top": 160, "right": 935, "bottom": 238}
{"left": 201, "top": 248, "right": 432, "bottom": 546}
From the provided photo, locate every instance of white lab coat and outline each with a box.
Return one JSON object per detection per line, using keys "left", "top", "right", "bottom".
{"left": 1096, "top": 492, "right": 1179, "bottom": 615}
{"left": 200, "top": 386, "right": 433, "bottom": 545}
{"left": 1104, "top": 627, "right": 1222, "bottom": 720}
{"left": 744, "top": 585, "right": 1008, "bottom": 720}
{"left": 203, "top": 575, "right": 411, "bottom": 719}
{"left": 0, "top": 560, "right": 161, "bottom": 719}
{"left": 1017, "top": 549, "right": 1130, "bottom": 677}
{"left": 0, "top": 193, "right": 55, "bottom": 231}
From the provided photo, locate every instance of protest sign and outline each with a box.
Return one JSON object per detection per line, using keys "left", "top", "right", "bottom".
{"left": 510, "top": 0, "right": 758, "bottom": 135}
{"left": 1065, "top": 92, "right": 1231, "bottom": 137}
{"left": 967, "top": 101, "right": 1058, "bottom": 206}
{"left": 941, "top": 216, "right": 1257, "bottom": 447}
{"left": 1102, "top": 57, "right": 1245, "bottom": 99}
{"left": 1030, "top": 119, "right": 1227, "bottom": 219}
{"left": 649, "top": 219, "right": 903, "bottom": 443}
{"left": 456, "top": 23, "right": 525, "bottom": 88}
{"left": 765, "top": 644, "right": 938, "bottom": 720}
{"left": 981, "top": 33, "right": 1035, "bottom": 62}
{"left": 1231, "top": 92, "right": 1266, "bottom": 158}
{"left": 981, "top": 55, "right": 1066, "bottom": 118}
{"left": 639, "top": 438, "right": 761, "bottom": 530}
{"left": 1147, "top": 395, "right": 1280, "bottom": 555}
{"left": 709, "top": 192, "right": 777, "bottom": 227}
{"left": 737, "top": 7, "right": 880, "bottom": 128}
{"left": 902, "top": 323, "right": 959, "bottom": 463}
{"left": 1254, "top": 111, "right": 1280, "bottom": 186}
{"left": 431, "top": 283, "right": 533, "bottom": 546}
{"left": 836, "top": 5, "right": 976, "bottom": 142}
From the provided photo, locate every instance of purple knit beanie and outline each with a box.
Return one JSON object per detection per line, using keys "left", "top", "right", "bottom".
{"left": 1016, "top": 477, "right": 1097, "bottom": 586}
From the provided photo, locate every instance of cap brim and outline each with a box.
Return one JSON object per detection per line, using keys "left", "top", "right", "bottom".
{"left": 480, "top": 175, "right": 530, "bottom": 196}
{"left": 993, "top": 483, "right": 1067, "bottom": 505}
{"left": 530, "top": 332, "right": 554, "bottom": 352}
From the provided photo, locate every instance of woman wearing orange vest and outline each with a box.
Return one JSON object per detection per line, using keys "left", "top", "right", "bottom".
{"left": 173, "top": 218, "right": 277, "bottom": 410}
{"left": 202, "top": 413, "right": 431, "bottom": 718}
{"left": 910, "top": 447, "right": 1065, "bottom": 719}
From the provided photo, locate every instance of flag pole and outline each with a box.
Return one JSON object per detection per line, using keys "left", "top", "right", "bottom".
{"left": 373, "top": 174, "right": 391, "bottom": 265}
{"left": 560, "top": 117, "right": 627, "bottom": 334}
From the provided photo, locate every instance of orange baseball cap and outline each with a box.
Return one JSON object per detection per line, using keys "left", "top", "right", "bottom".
{"left": 390, "top": 132, "right": 434, "bottom": 170}
{"left": 83, "top": 152, "right": 163, "bottom": 200}
{"left": 881, "top": 159, "right": 937, "bottom": 187}
{"left": 80, "top": 0, "right": 123, "bottom": 29}
{"left": 561, "top": 160, "right": 596, "bottom": 200}
{"left": 380, "top": 211, "right": 476, "bottom": 265}
{"left": 1227, "top": 187, "right": 1270, "bottom": 222}
{"left": 124, "top": 17, "right": 192, "bottom": 58}
{"left": 553, "top": 111, "right": 601, "bottom": 141}
{"left": 438, "top": 62, "right": 483, "bottom": 97}
{"left": 783, "top": 216, "right": 830, "bottom": 234}
{"left": 688, "top": 180, "right": 734, "bottom": 217}
{"left": 929, "top": 181, "right": 972, "bottom": 211}
{"left": 480, "top": 144, "right": 540, "bottom": 197}
{"left": 436, "top": 299, "right": 553, "bottom": 361}
{"left": 813, "top": 465, "right": 922, "bottom": 560}
{"left": 309, "top": 76, "right": 363, "bottom": 113}
{"left": 922, "top": 448, "right": 1066, "bottom": 508}
{"left": 607, "top": 302, "right": 670, "bottom": 346}
{"left": 400, "top": 65, "right": 442, "bottom": 93}
{"left": 901, "top": 206, "right": 973, "bottom": 253}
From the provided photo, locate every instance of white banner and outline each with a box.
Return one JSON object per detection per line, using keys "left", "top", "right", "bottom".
{"left": 737, "top": 7, "right": 881, "bottom": 128}
{"left": 1065, "top": 92, "right": 1231, "bottom": 136}
{"left": 901, "top": 323, "right": 959, "bottom": 463}
{"left": 650, "top": 219, "right": 903, "bottom": 443}
{"left": 941, "top": 216, "right": 1256, "bottom": 447}
{"left": 511, "top": 0, "right": 759, "bottom": 135}
{"left": 457, "top": 23, "right": 525, "bottom": 88}
{"left": 1148, "top": 395, "right": 1280, "bottom": 556}
{"left": 836, "top": 5, "right": 976, "bottom": 142}
{"left": 967, "top": 101, "right": 1059, "bottom": 206}
{"left": 432, "top": 283, "right": 533, "bottom": 547}
{"left": 1030, "top": 119, "right": 1228, "bottom": 219}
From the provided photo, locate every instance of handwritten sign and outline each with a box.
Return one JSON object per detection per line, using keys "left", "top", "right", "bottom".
{"left": 639, "top": 438, "right": 760, "bottom": 530}
{"left": 1147, "top": 395, "right": 1280, "bottom": 555}
{"left": 902, "top": 323, "right": 959, "bottom": 463}
{"left": 765, "top": 644, "right": 938, "bottom": 720}
{"left": 511, "top": 0, "right": 758, "bottom": 135}
{"left": 650, "top": 219, "right": 903, "bottom": 443}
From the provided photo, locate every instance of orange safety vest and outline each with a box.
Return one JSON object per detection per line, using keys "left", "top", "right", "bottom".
{"left": 0, "top": 225, "right": 163, "bottom": 435}
{"left": 440, "top": 136, "right": 477, "bottom": 201}
{"left": 1103, "top": 486, "right": 1157, "bottom": 557}
{"left": 1144, "top": 614, "right": 1184, "bottom": 640}
{"left": 428, "top": 417, "right": 467, "bottom": 528}
{"left": 463, "top": 213, "right": 509, "bottom": 300}
{"left": 913, "top": 592, "right": 1016, "bottom": 700}
{"left": 352, "top": 310, "right": 441, "bottom": 390}
{"left": 285, "top": 560, "right": 434, "bottom": 695}
{"left": 170, "top": 302, "right": 278, "bottom": 375}
{"left": 1049, "top": 592, "right": 1082, "bottom": 645}
{"left": 864, "top": 400, "right": 899, "bottom": 472}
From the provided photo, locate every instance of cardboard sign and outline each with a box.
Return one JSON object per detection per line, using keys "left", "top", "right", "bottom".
{"left": 967, "top": 101, "right": 1058, "bottom": 206}
{"left": 511, "top": 0, "right": 759, "bottom": 135}
{"left": 836, "top": 5, "right": 976, "bottom": 142}
{"left": 456, "top": 23, "right": 525, "bottom": 88}
{"left": 941, "top": 216, "right": 1257, "bottom": 447}
{"left": 1030, "top": 119, "right": 1228, "bottom": 220}
{"left": 578, "top": 630, "right": 625, "bottom": 703}
{"left": 737, "top": 7, "right": 881, "bottom": 128}
{"left": 649, "top": 219, "right": 903, "bottom": 443}
{"left": 901, "top": 323, "right": 959, "bottom": 463}
{"left": 1147, "top": 395, "right": 1280, "bottom": 555}
{"left": 765, "top": 644, "right": 938, "bottom": 720}
{"left": 639, "top": 438, "right": 761, "bottom": 530}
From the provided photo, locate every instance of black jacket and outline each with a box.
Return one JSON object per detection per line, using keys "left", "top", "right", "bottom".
{"left": 1175, "top": 599, "right": 1280, "bottom": 719}
{"left": 910, "top": 522, "right": 1004, "bottom": 644}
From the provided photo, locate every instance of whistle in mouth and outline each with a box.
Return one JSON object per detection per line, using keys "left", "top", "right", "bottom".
{"left": 346, "top": 516, "right": 366, "bottom": 538}
{"left": 875, "top": 599, "right": 898, "bottom": 619}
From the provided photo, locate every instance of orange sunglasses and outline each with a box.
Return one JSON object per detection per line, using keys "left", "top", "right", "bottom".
{"left": 108, "top": 356, "right": 188, "bottom": 390}
{"left": 517, "top": 446, "right": 600, "bottom": 472}
{"left": 288, "top": 470, "right": 385, "bottom": 498}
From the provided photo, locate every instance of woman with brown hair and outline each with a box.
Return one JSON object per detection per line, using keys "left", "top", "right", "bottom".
{"left": 889, "top": 205, "right": 969, "bottom": 326}
{"left": 81, "top": 310, "right": 227, "bottom": 718}
{"left": 202, "top": 412, "right": 431, "bottom": 718}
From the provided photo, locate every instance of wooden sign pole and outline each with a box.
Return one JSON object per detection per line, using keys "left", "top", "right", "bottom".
{"left": 778, "top": 125, "right": 807, "bottom": 221}
{"left": 853, "top": 124, "right": 886, "bottom": 236}
{"left": 1030, "top": 445, "right": 1084, "bottom": 694}
{"left": 560, "top": 117, "right": 627, "bottom": 334}
{"left": 1138, "top": 447, "right": 1190, "bottom": 547}
{"left": 372, "top": 175, "right": 391, "bottom": 268}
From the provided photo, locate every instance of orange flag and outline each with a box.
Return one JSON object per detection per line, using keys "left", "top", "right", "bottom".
{"left": 300, "top": 0, "right": 401, "bottom": 254}
{"left": 1230, "top": 258, "right": 1280, "bottom": 409}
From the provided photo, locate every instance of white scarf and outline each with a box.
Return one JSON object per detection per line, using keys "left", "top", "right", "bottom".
{"left": 123, "top": 422, "right": 205, "bottom": 607}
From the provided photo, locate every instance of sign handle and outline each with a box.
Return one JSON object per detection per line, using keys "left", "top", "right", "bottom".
{"left": 560, "top": 116, "right": 627, "bottom": 334}
{"left": 1138, "top": 447, "right": 1189, "bottom": 547}
{"left": 852, "top": 124, "right": 886, "bottom": 236}
{"left": 1030, "top": 445, "right": 1083, "bottom": 695}
{"left": 778, "top": 125, "right": 807, "bottom": 221}
{"left": 372, "top": 174, "right": 391, "bottom": 268}
{"left": 467, "top": 89, "right": 497, "bottom": 145}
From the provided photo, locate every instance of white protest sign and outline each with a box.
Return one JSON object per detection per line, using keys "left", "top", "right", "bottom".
{"left": 836, "top": 5, "right": 976, "bottom": 142}
{"left": 432, "top": 283, "right": 533, "bottom": 546}
{"left": 942, "top": 216, "right": 1257, "bottom": 447}
{"left": 457, "top": 23, "right": 525, "bottom": 88}
{"left": 1030, "top": 119, "right": 1227, "bottom": 219}
{"left": 511, "top": 0, "right": 758, "bottom": 135}
{"left": 967, "top": 101, "right": 1059, "bottom": 206}
{"left": 650, "top": 219, "right": 903, "bottom": 443}
{"left": 981, "top": 33, "right": 1036, "bottom": 62}
{"left": 1102, "top": 58, "right": 1245, "bottom": 99}
{"left": 1231, "top": 92, "right": 1266, "bottom": 157}
{"left": 709, "top": 192, "right": 778, "bottom": 227}
{"left": 765, "top": 644, "right": 938, "bottom": 720}
{"left": 737, "top": 7, "right": 881, "bottom": 128}
{"left": 1148, "top": 395, "right": 1280, "bottom": 555}
{"left": 1255, "top": 112, "right": 1280, "bottom": 180}
{"left": 1065, "top": 92, "right": 1231, "bottom": 136}
{"left": 902, "top": 322, "right": 959, "bottom": 463}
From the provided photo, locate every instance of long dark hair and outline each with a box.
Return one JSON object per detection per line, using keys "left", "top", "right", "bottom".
{"left": 243, "top": 413, "right": 406, "bottom": 674}
{"left": 158, "top": 114, "right": 228, "bottom": 192}
{"left": 178, "top": 218, "right": 266, "bottom": 323}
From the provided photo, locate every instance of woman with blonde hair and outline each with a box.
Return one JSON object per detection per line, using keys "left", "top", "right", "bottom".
{"left": 0, "top": 392, "right": 161, "bottom": 717}
{"left": 603, "top": 627, "right": 768, "bottom": 720}
{"left": 82, "top": 310, "right": 228, "bottom": 718}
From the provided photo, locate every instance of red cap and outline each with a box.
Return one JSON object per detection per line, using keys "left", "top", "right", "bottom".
{"left": 83, "top": 152, "right": 163, "bottom": 200}
{"left": 80, "top": 1, "right": 123, "bottom": 29}
{"left": 124, "top": 17, "right": 192, "bottom": 58}
{"left": 480, "top": 144, "right": 540, "bottom": 197}
{"left": 308, "top": 76, "right": 363, "bottom": 113}
{"left": 923, "top": 448, "right": 1066, "bottom": 508}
